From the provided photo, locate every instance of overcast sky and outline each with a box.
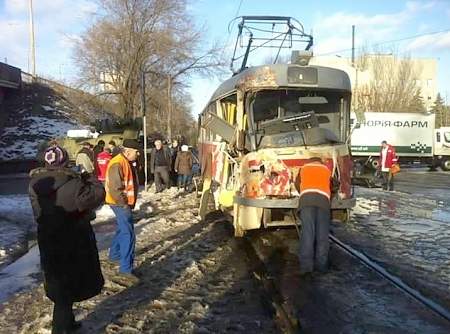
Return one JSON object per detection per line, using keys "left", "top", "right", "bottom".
{"left": 1, "top": 0, "right": 449, "bottom": 114}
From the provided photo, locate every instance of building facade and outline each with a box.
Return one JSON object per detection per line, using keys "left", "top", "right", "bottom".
{"left": 310, "top": 55, "right": 437, "bottom": 111}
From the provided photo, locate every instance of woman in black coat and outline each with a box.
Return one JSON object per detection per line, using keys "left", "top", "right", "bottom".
{"left": 29, "top": 146, "right": 105, "bottom": 334}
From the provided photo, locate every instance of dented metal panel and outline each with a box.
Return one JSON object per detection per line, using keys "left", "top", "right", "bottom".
{"left": 202, "top": 111, "right": 236, "bottom": 143}
{"left": 208, "top": 64, "right": 351, "bottom": 103}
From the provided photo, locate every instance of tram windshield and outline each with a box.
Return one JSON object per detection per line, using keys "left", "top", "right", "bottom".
{"left": 250, "top": 89, "right": 350, "bottom": 148}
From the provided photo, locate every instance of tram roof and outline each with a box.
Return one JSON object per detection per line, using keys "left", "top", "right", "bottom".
{"left": 209, "top": 64, "right": 351, "bottom": 102}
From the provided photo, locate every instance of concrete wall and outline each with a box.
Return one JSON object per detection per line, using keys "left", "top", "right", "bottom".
{"left": 0, "top": 62, "right": 21, "bottom": 89}
{"left": 0, "top": 87, "right": 5, "bottom": 131}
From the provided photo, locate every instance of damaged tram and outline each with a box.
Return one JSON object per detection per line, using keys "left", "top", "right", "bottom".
{"left": 198, "top": 17, "right": 355, "bottom": 236}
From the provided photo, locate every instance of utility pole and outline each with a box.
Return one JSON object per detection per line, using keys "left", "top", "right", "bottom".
{"left": 351, "top": 25, "right": 359, "bottom": 114}
{"left": 140, "top": 70, "right": 148, "bottom": 191}
{"left": 29, "top": 0, "right": 36, "bottom": 78}
{"left": 167, "top": 74, "right": 173, "bottom": 140}
{"left": 351, "top": 25, "right": 355, "bottom": 67}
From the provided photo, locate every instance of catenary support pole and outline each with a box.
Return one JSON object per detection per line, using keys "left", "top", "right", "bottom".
{"left": 140, "top": 71, "right": 148, "bottom": 191}
{"left": 29, "top": 0, "right": 36, "bottom": 77}
{"left": 351, "top": 25, "right": 355, "bottom": 67}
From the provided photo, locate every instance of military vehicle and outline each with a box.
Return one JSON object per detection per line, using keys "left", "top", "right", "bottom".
{"left": 37, "top": 119, "right": 140, "bottom": 163}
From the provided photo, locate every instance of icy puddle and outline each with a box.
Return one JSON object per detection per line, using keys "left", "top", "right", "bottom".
{"left": 332, "top": 187, "right": 450, "bottom": 311}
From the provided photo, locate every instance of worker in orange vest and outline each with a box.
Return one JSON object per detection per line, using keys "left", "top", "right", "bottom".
{"left": 105, "top": 139, "right": 140, "bottom": 282}
{"left": 297, "top": 157, "right": 336, "bottom": 276}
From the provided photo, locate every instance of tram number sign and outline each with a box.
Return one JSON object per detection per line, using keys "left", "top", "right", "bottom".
{"left": 287, "top": 67, "right": 318, "bottom": 84}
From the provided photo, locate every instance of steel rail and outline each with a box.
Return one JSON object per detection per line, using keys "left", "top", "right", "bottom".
{"left": 241, "top": 237, "right": 300, "bottom": 333}
{"left": 329, "top": 234, "right": 450, "bottom": 323}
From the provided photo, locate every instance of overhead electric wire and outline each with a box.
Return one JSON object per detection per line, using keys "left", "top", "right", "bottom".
{"left": 316, "top": 27, "right": 450, "bottom": 56}
{"left": 222, "top": 0, "right": 244, "bottom": 57}
{"left": 232, "top": 31, "right": 287, "bottom": 61}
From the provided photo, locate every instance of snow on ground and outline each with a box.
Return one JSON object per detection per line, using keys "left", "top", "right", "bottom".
{"left": 0, "top": 115, "right": 78, "bottom": 160}
{"left": 0, "top": 195, "right": 34, "bottom": 269}
{"left": 0, "top": 186, "right": 153, "bottom": 272}
{"left": 0, "top": 188, "right": 276, "bottom": 333}
{"left": 0, "top": 195, "right": 33, "bottom": 225}
{"left": 333, "top": 184, "right": 450, "bottom": 311}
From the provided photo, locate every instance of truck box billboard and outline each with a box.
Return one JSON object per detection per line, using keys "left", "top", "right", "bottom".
{"left": 350, "top": 112, "right": 435, "bottom": 158}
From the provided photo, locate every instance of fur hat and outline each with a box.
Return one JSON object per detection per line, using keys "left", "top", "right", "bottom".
{"left": 122, "top": 139, "right": 141, "bottom": 150}
{"left": 44, "top": 146, "right": 68, "bottom": 167}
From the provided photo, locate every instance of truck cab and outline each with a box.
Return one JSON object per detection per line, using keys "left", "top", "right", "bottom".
{"left": 434, "top": 127, "right": 450, "bottom": 171}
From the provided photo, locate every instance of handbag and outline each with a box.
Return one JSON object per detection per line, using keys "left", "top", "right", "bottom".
{"left": 390, "top": 164, "right": 400, "bottom": 175}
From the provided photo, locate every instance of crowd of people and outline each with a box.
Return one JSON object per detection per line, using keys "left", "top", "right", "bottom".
{"left": 29, "top": 135, "right": 395, "bottom": 333}
{"left": 71, "top": 138, "right": 196, "bottom": 193}
{"left": 28, "top": 137, "right": 196, "bottom": 333}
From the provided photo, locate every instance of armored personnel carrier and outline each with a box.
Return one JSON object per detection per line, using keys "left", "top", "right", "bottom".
{"left": 37, "top": 119, "right": 140, "bottom": 163}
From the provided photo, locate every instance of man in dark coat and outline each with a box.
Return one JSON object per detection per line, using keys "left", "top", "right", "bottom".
{"left": 150, "top": 139, "right": 172, "bottom": 192}
{"left": 108, "top": 140, "right": 121, "bottom": 157}
{"left": 169, "top": 139, "right": 180, "bottom": 186}
{"left": 29, "top": 145, "right": 105, "bottom": 334}
{"left": 93, "top": 139, "right": 105, "bottom": 162}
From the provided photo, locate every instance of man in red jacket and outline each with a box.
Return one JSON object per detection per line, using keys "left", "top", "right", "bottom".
{"left": 96, "top": 147, "right": 112, "bottom": 183}
{"left": 378, "top": 140, "right": 398, "bottom": 191}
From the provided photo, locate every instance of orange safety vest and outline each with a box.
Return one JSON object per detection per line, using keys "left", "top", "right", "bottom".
{"left": 299, "top": 162, "right": 331, "bottom": 200}
{"left": 105, "top": 154, "right": 136, "bottom": 206}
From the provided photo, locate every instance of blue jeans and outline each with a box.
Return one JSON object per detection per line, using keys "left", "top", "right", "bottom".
{"left": 109, "top": 205, "right": 135, "bottom": 273}
{"left": 177, "top": 174, "right": 191, "bottom": 189}
{"left": 298, "top": 206, "right": 330, "bottom": 273}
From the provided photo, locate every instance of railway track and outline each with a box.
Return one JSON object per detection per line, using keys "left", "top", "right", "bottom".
{"left": 329, "top": 234, "right": 450, "bottom": 323}
{"left": 241, "top": 226, "right": 450, "bottom": 333}
{"left": 240, "top": 235, "right": 301, "bottom": 333}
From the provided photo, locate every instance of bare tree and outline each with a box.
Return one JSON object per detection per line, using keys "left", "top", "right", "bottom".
{"left": 354, "top": 52, "right": 422, "bottom": 113}
{"left": 74, "top": 0, "right": 225, "bottom": 141}
{"left": 74, "top": 0, "right": 189, "bottom": 119}
{"left": 162, "top": 44, "right": 224, "bottom": 138}
{"left": 408, "top": 88, "right": 426, "bottom": 112}
{"left": 146, "top": 13, "right": 225, "bottom": 138}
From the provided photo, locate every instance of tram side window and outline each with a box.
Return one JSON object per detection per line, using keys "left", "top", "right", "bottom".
{"left": 208, "top": 102, "right": 217, "bottom": 116}
{"left": 220, "top": 94, "right": 238, "bottom": 126}
{"left": 206, "top": 103, "right": 217, "bottom": 141}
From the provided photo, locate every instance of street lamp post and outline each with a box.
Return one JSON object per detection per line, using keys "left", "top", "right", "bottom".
{"left": 29, "top": 0, "right": 36, "bottom": 77}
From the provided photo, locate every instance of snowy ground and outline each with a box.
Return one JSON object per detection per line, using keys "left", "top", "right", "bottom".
{"left": 0, "top": 108, "right": 78, "bottom": 160}
{"left": 0, "top": 188, "right": 276, "bottom": 333}
{"left": 332, "top": 170, "right": 450, "bottom": 311}
{"left": 0, "top": 193, "right": 118, "bottom": 271}
{"left": 1, "top": 171, "right": 450, "bottom": 332}
{"left": 0, "top": 195, "right": 34, "bottom": 269}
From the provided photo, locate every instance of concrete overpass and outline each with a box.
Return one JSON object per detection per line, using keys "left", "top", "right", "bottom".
{"left": 0, "top": 62, "right": 21, "bottom": 104}
{"left": 0, "top": 62, "right": 21, "bottom": 89}
{"left": 0, "top": 62, "right": 22, "bottom": 129}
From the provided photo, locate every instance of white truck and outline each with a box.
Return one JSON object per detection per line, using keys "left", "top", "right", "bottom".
{"left": 351, "top": 112, "right": 450, "bottom": 171}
